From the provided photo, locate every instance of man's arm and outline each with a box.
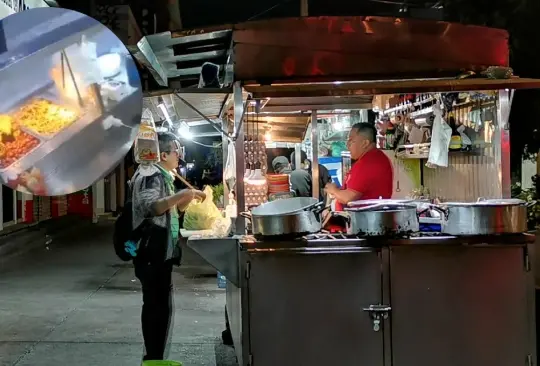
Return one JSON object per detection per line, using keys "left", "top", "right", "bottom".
{"left": 136, "top": 174, "right": 205, "bottom": 217}
{"left": 325, "top": 184, "right": 362, "bottom": 204}
{"left": 153, "top": 189, "right": 204, "bottom": 215}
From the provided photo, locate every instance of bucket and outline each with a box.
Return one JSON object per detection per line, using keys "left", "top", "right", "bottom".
{"left": 142, "top": 361, "right": 182, "bottom": 366}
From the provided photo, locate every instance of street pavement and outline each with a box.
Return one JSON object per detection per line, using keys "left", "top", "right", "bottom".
{"left": 0, "top": 221, "right": 238, "bottom": 366}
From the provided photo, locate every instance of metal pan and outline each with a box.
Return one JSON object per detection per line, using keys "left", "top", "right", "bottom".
{"left": 336, "top": 203, "right": 420, "bottom": 236}
{"left": 431, "top": 199, "right": 530, "bottom": 235}
{"left": 242, "top": 199, "right": 329, "bottom": 238}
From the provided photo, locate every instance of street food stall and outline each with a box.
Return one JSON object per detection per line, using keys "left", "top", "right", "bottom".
{"left": 135, "top": 16, "right": 539, "bottom": 366}
{"left": 0, "top": 8, "right": 141, "bottom": 195}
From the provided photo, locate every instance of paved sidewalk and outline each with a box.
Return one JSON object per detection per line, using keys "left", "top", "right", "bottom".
{"left": 0, "top": 221, "right": 237, "bottom": 366}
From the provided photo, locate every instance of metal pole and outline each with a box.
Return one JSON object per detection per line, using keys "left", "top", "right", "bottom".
{"left": 300, "top": 0, "right": 308, "bottom": 16}
{"left": 222, "top": 117, "right": 229, "bottom": 206}
{"left": 233, "top": 82, "right": 246, "bottom": 233}
{"left": 311, "top": 110, "right": 319, "bottom": 200}
{"left": 495, "top": 89, "right": 512, "bottom": 198}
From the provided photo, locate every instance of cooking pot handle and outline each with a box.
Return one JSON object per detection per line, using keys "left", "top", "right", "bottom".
{"left": 428, "top": 204, "right": 449, "bottom": 220}
{"left": 331, "top": 211, "right": 351, "bottom": 224}
{"left": 239, "top": 212, "right": 252, "bottom": 222}
{"left": 309, "top": 202, "right": 332, "bottom": 215}
{"left": 526, "top": 200, "right": 537, "bottom": 208}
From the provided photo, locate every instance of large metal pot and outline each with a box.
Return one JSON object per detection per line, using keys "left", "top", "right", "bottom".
{"left": 241, "top": 197, "right": 327, "bottom": 238}
{"left": 337, "top": 203, "right": 420, "bottom": 236}
{"left": 434, "top": 199, "right": 529, "bottom": 235}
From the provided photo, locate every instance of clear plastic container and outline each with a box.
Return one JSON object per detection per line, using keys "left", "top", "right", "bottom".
{"left": 135, "top": 109, "right": 160, "bottom": 164}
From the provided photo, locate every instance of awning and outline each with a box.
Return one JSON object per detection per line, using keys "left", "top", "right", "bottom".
{"left": 143, "top": 89, "right": 231, "bottom": 124}
{"left": 244, "top": 77, "right": 540, "bottom": 98}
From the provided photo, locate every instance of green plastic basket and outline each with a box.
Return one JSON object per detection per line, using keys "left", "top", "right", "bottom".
{"left": 142, "top": 361, "right": 182, "bottom": 366}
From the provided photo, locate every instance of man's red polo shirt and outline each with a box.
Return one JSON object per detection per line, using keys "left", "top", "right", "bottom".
{"left": 335, "top": 148, "right": 393, "bottom": 211}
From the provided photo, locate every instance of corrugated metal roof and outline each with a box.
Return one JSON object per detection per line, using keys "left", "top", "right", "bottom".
{"left": 143, "top": 91, "right": 231, "bottom": 123}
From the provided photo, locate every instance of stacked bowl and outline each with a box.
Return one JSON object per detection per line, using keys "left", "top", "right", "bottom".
{"left": 266, "top": 174, "right": 291, "bottom": 195}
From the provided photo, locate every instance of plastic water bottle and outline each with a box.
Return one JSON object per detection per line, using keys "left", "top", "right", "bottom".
{"left": 217, "top": 272, "right": 226, "bottom": 289}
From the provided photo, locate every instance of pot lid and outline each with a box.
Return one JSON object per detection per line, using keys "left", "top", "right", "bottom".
{"left": 444, "top": 199, "right": 526, "bottom": 207}
{"left": 251, "top": 197, "right": 318, "bottom": 216}
{"left": 345, "top": 203, "right": 417, "bottom": 212}
{"left": 348, "top": 199, "right": 414, "bottom": 207}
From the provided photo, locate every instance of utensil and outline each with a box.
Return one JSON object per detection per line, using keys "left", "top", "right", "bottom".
{"left": 430, "top": 199, "right": 528, "bottom": 235}
{"left": 172, "top": 169, "right": 195, "bottom": 189}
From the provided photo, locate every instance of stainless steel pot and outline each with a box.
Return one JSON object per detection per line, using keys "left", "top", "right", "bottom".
{"left": 336, "top": 203, "right": 420, "bottom": 236}
{"left": 241, "top": 197, "right": 327, "bottom": 238}
{"left": 433, "top": 199, "right": 529, "bottom": 235}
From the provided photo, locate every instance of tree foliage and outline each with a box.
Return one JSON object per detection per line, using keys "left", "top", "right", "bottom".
{"left": 443, "top": 0, "right": 540, "bottom": 163}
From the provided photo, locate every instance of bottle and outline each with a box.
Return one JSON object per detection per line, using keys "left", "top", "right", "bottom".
{"left": 217, "top": 272, "right": 227, "bottom": 288}
{"left": 448, "top": 117, "right": 462, "bottom": 151}
{"left": 385, "top": 123, "right": 395, "bottom": 149}
{"left": 134, "top": 108, "right": 160, "bottom": 164}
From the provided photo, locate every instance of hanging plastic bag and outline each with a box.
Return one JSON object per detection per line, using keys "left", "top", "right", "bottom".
{"left": 183, "top": 186, "right": 223, "bottom": 230}
{"left": 223, "top": 141, "right": 236, "bottom": 185}
{"left": 427, "top": 103, "right": 452, "bottom": 168}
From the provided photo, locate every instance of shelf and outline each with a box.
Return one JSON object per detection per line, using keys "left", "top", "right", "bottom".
{"left": 396, "top": 150, "right": 485, "bottom": 160}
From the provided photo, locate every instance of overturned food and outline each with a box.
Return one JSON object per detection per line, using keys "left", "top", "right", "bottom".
{"left": 16, "top": 99, "right": 78, "bottom": 136}
{"left": 0, "top": 131, "right": 40, "bottom": 169}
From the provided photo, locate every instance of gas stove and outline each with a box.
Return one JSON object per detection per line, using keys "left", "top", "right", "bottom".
{"left": 303, "top": 231, "right": 446, "bottom": 241}
{"left": 239, "top": 231, "right": 534, "bottom": 251}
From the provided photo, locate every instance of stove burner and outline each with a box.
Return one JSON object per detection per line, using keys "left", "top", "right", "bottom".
{"left": 303, "top": 231, "right": 446, "bottom": 241}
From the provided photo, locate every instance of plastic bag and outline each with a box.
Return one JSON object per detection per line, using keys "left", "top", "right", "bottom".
{"left": 224, "top": 142, "right": 236, "bottom": 183}
{"left": 183, "top": 186, "right": 223, "bottom": 230}
{"left": 427, "top": 103, "right": 452, "bottom": 168}
{"left": 134, "top": 109, "right": 160, "bottom": 164}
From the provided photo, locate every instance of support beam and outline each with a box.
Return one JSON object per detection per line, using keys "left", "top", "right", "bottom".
{"left": 300, "top": 0, "right": 308, "bottom": 17}
{"left": 496, "top": 89, "right": 512, "bottom": 198}
{"left": 311, "top": 110, "right": 319, "bottom": 200}
{"left": 233, "top": 82, "right": 245, "bottom": 234}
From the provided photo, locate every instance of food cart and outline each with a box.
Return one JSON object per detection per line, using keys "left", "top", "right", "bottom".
{"left": 136, "top": 16, "right": 540, "bottom": 366}
{"left": 0, "top": 9, "right": 140, "bottom": 195}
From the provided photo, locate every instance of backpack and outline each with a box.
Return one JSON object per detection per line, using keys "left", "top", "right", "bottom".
{"left": 113, "top": 177, "right": 144, "bottom": 261}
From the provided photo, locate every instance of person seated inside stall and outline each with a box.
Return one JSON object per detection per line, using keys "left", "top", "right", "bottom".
{"left": 324, "top": 123, "right": 393, "bottom": 210}
{"left": 290, "top": 150, "right": 332, "bottom": 203}
{"left": 271, "top": 156, "right": 312, "bottom": 198}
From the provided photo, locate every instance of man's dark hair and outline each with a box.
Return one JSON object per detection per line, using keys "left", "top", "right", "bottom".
{"left": 158, "top": 131, "right": 180, "bottom": 153}
{"left": 351, "top": 123, "right": 377, "bottom": 143}
{"left": 290, "top": 150, "right": 309, "bottom": 169}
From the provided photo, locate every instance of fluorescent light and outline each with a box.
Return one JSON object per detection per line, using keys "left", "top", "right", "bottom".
{"left": 177, "top": 121, "right": 192, "bottom": 140}
{"left": 158, "top": 103, "right": 172, "bottom": 125}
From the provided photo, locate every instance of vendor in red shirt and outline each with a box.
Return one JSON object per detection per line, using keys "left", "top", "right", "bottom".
{"left": 325, "top": 123, "right": 393, "bottom": 211}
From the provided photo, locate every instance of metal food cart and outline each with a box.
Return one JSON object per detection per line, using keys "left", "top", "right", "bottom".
{"left": 135, "top": 16, "right": 540, "bottom": 366}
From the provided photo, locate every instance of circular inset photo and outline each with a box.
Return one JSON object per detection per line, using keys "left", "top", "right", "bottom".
{"left": 0, "top": 7, "right": 142, "bottom": 196}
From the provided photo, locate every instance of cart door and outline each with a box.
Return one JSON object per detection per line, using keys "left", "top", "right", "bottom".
{"left": 247, "top": 250, "right": 385, "bottom": 366}
{"left": 389, "top": 245, "right": 530, "bottom": 366}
